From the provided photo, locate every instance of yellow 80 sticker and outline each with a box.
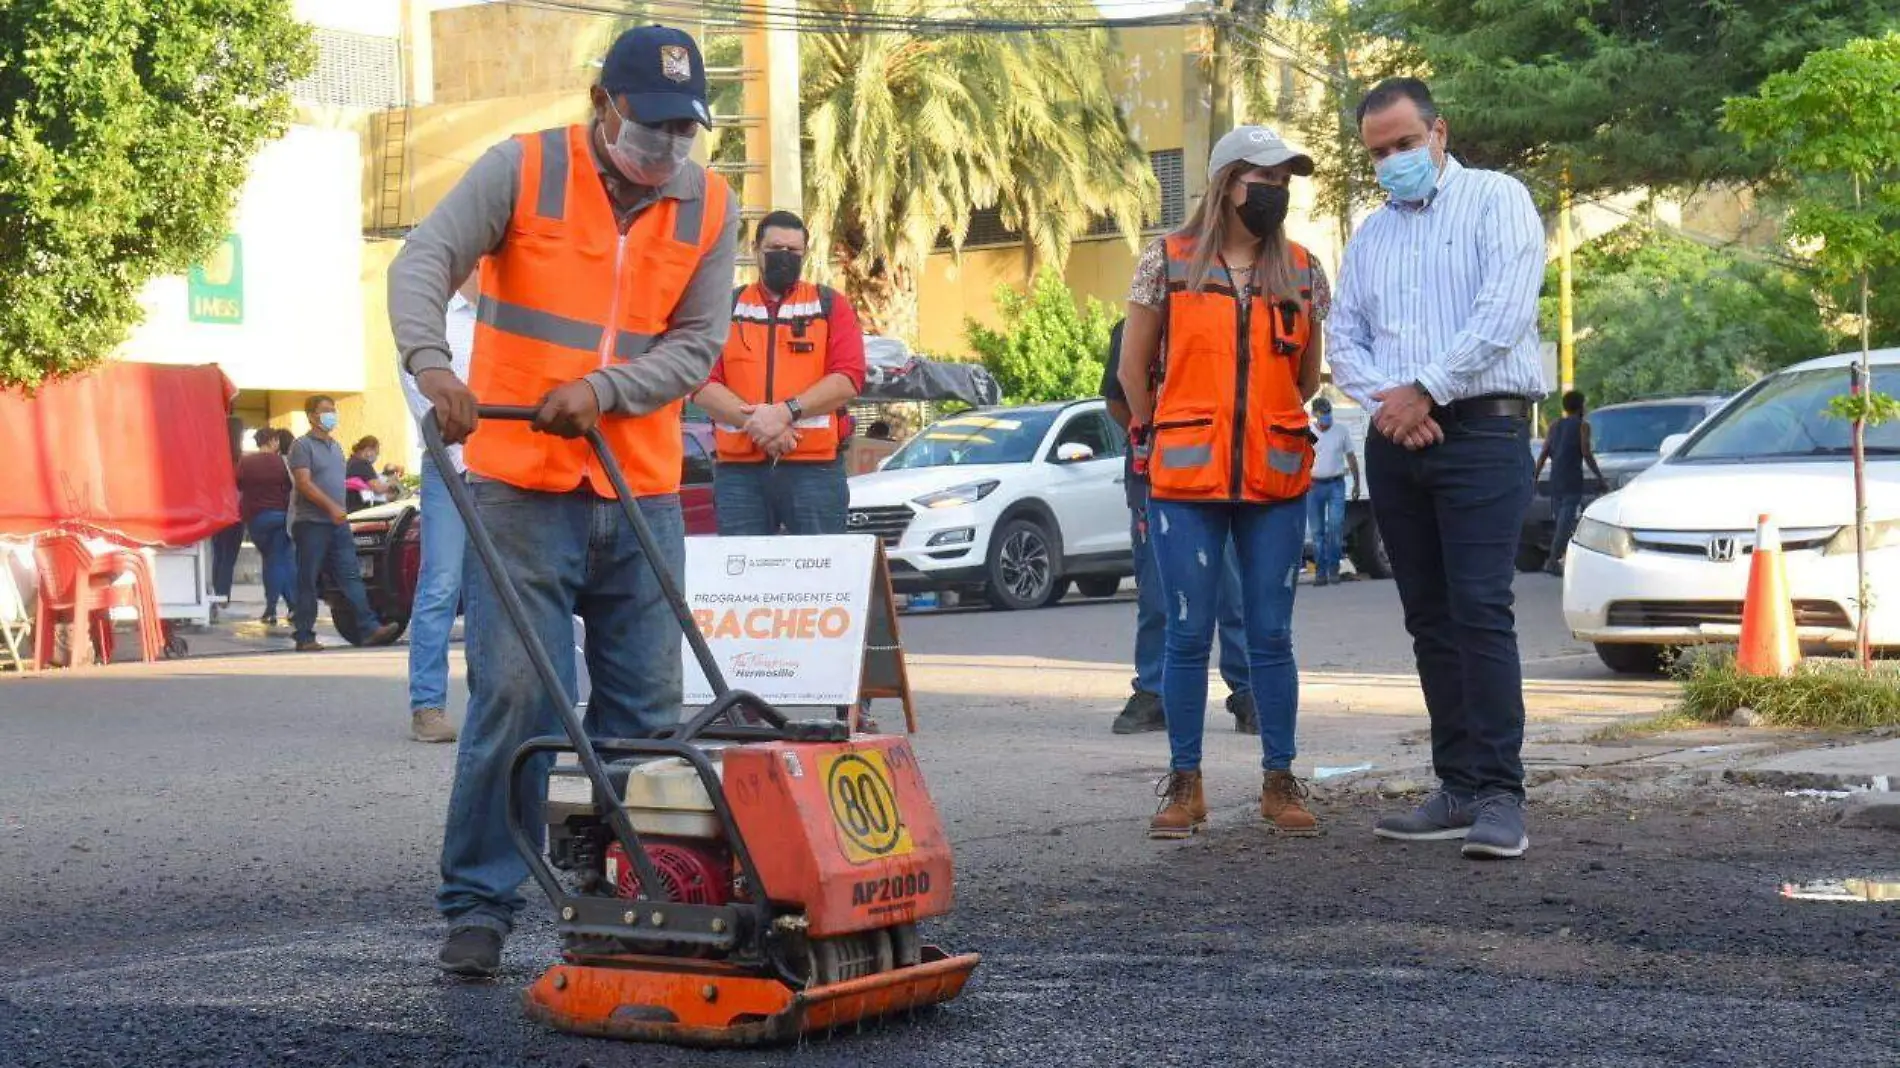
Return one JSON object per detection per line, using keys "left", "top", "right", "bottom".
{"left": 822, "top": 751, "right": 913, "bottom": 864}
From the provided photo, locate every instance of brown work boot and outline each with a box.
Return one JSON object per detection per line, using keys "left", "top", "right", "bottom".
{"left": 1260, "top": 770, "right": 1321, "bottom": 836}
{"left": 411, "top": 707, "right": 458, "bottom": 744}
{"left": 1148, "top": 770, "right": 1207, "bottom": 840}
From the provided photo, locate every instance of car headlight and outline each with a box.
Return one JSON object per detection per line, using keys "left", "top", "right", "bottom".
{"left": 1824, "top": 519, "right": 1900, "bottom": 556}
{"left": 914, "top": 480, "right": 1000, "bottom": 510}
{"left": 1571, "top": 517, "right": 1633, "bottom": 559}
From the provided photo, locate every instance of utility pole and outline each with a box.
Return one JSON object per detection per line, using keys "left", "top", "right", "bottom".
{"left": 1209, "top": 0, "right": 1235, "bottom": 138}
{"left": 703, "top": 12, "right": 803, "bottom": 267}
{"left": 1558, "top": 171, "right": 1575, "bottom": 393}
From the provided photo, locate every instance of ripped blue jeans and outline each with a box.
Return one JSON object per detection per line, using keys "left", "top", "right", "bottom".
{"left": 1150, "top": 497, "right": 1306, "bottom": 773}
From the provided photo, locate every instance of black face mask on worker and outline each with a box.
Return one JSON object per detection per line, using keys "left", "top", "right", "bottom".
{"left": 761, "top": 250, "right": 805, "bottom": 295}
{"left": 1237, "top": 182, "right": 1290, "bottom": 240}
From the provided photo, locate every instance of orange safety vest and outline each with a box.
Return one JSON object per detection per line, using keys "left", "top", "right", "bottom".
{"left": 464, "top": 124, "right": 731, "bottom": 497}
{"left": 1148, "top": 233, "right": 1317, "bottom": 504}
{"left": 714, "top": 280, "right": 842, "bottom": 463}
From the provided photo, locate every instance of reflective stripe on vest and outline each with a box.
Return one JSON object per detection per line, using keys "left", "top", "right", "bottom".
{"left": 714, "top": 280, "right": 841, "bottom": 464}
{"left": 1147, "top": 233, "right": 1316, "bottom": 504}
{"left": 464, "top": 124, "right": 731, "bottom": 497}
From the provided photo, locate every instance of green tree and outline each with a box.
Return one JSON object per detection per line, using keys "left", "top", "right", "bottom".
{"left": 0, "top": 1, "right": 314, "bottom": 390}
{"left": 802, "top": 1, "right": 1155, "bottom": 340}
{"left": 966, "top": 269, "right": 1116, "bottom": 404}
{"left": 1725, "top": 32, "right": 1900, "bottom": 668}
{"left": 1541, "top": 229, "right": 1834, "bottom": 406}
{"left": 1359, "top": 0, "right": 1900, "bottom": 198}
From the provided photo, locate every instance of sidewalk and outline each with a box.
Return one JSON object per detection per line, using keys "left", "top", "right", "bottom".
{"left": 174, "top": 581, "right": 458, "bottom": 659}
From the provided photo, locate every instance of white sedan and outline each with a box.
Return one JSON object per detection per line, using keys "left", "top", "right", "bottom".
{"left": 1563, "top": 347, "right": 1900, "bottom": 674}
{"left": 847, "top": 399, "right": 1134, "bottom": 610}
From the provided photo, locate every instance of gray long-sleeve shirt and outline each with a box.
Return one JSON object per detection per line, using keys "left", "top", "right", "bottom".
{"left": 387, "top": 129, "right": 739, "bottom": 417}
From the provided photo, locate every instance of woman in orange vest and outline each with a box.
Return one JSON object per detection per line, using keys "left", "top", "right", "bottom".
{"left": 1116, "top": 127, "right": 1331, "bottom": 840}
{"left": 695, "top": 210, "right": 866, "bottom": 535}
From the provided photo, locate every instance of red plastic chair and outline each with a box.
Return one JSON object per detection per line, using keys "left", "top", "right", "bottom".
{"left": 31, "top": 535, "right": 163, "bottom": 668}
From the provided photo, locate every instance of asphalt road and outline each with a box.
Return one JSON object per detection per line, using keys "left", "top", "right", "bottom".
{"left": 2, "top": 577, "right": 1894, "bottom": 1067}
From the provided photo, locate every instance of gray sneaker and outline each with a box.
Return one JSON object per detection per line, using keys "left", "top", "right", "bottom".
{"left": 1373, "top": 788, "right": 1477, "bottom": 841}
{"left": 1462, "top": 793, "right": 1529, "bottom": 859}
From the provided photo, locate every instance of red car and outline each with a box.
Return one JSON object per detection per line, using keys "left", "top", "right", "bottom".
{"left": 326, "top": 421, "right": 717, "bottom": 644}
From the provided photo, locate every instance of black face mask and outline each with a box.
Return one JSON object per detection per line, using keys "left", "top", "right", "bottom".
{"left": 761, "top": 250, "right": 805, "bottom": 294}
{"left": 1237, "top": 182, "right": 1290, "bottom": 239}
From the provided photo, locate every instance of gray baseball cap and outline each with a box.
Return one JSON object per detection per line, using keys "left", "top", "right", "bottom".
{"left": 1209, "top": 126, "right": 1315, "bottom": 177}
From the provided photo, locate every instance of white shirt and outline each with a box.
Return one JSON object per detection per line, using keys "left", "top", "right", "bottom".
{"left": 401, "top": 293, "right": 476, "bottom": 473}
{"left": 1312, "top": 421, "right": 1354, "bottom": 481}
{"left": 1325, "top": 157, "right": 1548, "bottom": 411}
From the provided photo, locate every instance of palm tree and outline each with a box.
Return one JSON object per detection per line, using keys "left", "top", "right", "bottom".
{"left": 801, "top": 0, "right": 1156, "bottom": 340}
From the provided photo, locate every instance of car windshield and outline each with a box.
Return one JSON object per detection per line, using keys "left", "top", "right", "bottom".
{"left": 1677, "top": 366, "right": 1900, "bottom": 462}
{"left": 883, "top": 409, "right": 1059, "bottom": 469}
{"left": 1588, "top": 403, "right": 1710, "bottom": 454}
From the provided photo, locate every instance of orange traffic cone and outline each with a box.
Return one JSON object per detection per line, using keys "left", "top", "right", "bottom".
{"left": 1737, "top": 513, "right": 1801, "bottom": 677}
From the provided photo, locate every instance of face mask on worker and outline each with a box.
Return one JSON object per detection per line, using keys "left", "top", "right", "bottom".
{"left": 1317, "top": 414, "right": 1334, "bottom": 430}
{"left": 606, "top": 101, "right": 694, "bottom": 187}
{"left": 317, "top": 412, "right": 339, "bottom": 432}
{"left": 760, "top": 250, "right": 804, "bottom": 295}
{"left": 1236, "top": 182, "right": 1290, "bottom": 239}
{"left": 1376, "top": 133, "right": 1441, "bottom": 202}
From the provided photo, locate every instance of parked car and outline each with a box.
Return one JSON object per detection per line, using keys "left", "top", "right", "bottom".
{"left": 846, "top": 400, "right": 1135, "bottom": 610}
{"left": 1563, "top": 349, "right": 1900, "bottom": 674}
{"left": 323, "top": 421, "right": 719, "bottom": 644}
{"left": 1518, "top": 393, "right": 1730, "bottom": 572}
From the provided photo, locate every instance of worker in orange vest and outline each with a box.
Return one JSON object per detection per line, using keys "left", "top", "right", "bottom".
{"left": 1117, "top": 126, "right": 1328, "bottom": 843}
{"left": 386, "top": 25, "right": 739, "bottom": 979}
{"left": 695, "top": 210, "right": 866, "bottom": 535}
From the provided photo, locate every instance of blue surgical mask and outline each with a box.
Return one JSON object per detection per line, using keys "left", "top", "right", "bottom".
{"left": 1376, "top": 138, "right": 1440, "bottom": 203}
{"left": 317, "top": 412, "right": 339, "bottom": 432}
{"left": 1317, "top": 415, "right": 1334, "bottom": 430}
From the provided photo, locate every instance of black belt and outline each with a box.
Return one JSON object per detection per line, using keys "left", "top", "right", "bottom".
{"left": 1312, "top": 474, "right": 1346, "bottom": 484}
{"left": 1439, "top": 393, "right": 1533, "bottom": 421}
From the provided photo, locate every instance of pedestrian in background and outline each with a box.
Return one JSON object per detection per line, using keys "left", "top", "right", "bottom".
{"left": 209, "top": 415, "right": 245, "bottom": 611}
{"left": 1117, "top": 126, "right": 1329, "bottom": 840}
{"left": 398, "top": 274, "right": 479, "bottom": 745}
{"left": 345, "top": 436, "right": 395, "bottom": 513}
{"left": 696, "top": 210, "right": 865, "bottom": 535}
{"left": 1326, "top": 77, "right": 1545, "bottom": 859}
{"left": 1100, "top": 317, "right": 1258, "bottom": 737}
{"left": 288, "top": 396, "right": 402, "bottom": 653}
{"left": 847, "top": 419, "right": 900, "bottom": 476}
{"left": 1306, "top": 397, "right": 1361, "bottom": 587}
{"left": 1534, "top": 390, "right": 1603, "bottom": 576}
{"left": 236, "top": 427, "right": 296, "bottom": 626}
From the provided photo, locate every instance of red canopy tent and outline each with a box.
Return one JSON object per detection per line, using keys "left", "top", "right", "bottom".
{"left": 0, "top": 362, "right": 239, "bottom": 546}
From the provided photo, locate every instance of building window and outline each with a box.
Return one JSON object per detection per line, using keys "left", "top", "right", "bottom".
{"left": 292, "top": 28, "right": 403, "bottom": 109}
{"left": 937, "top": 147, "right": 1188, "bottom": 249}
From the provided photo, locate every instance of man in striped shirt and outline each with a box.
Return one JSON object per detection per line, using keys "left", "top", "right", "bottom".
{"left": 1326, "top": 78, "right": 1546, "bottom": 861}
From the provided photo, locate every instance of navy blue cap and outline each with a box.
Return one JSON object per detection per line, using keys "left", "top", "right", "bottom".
{"left": 600, "top": 25, "right": 712, "bottom": 129}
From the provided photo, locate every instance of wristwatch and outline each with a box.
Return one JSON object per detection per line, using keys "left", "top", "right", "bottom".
{"left": 784, "top": 397, "right": 805, "bottom": 422}
{"left": 1411, "top": 379, "right": 1436, "bottom": 405}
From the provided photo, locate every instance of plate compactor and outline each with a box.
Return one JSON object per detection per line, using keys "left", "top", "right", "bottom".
{"left": 425, "top": 408, "right": 978, "bottom": 1047}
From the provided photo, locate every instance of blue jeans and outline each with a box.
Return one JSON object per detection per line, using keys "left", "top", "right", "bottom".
{"left": 1150, "top": 497, "right": 1305, "bottom": 772}
{"left": 1365, "top": 413, "right": 1533, "bottom": 798}
{"left": 245, "top": 509, "right": 295, "bottom": 618}
{"left": 408, "top": 458, "right": 467, "bottom": 712}
{"left": 1129, "top": 477, "right": 1248, "bottom": 696}
{"left": 1548, "top": 492, "right": 1584, "bottom": 571}
{"left": 291, "top": 520, "right": 381, "bottom": 644}
{"left": 437, "top": 481, "right": 686, "bottom": 934}
{"left": 1306, "top": 477, "right": 1348, "bottom": 581}
{"left": 713, "top": 458, "right": 849, "bottom": 536}
{"left": 211, "top": 522, "right": 244, "bottom": 599}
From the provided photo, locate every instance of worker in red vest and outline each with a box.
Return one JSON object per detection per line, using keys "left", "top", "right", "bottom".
{"left": 387, "top": 25, "right": 739, "bottom": 979}
{"left": 694, "top": 211, "right": 865, "bottom": 535}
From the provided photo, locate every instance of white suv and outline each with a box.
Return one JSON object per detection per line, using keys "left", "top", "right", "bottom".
{"left": 1564, "top": 347, "right": 1900, "bottom": 673}
{"left": 846, "top": 399, "right": 1133, "bottom": 610}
